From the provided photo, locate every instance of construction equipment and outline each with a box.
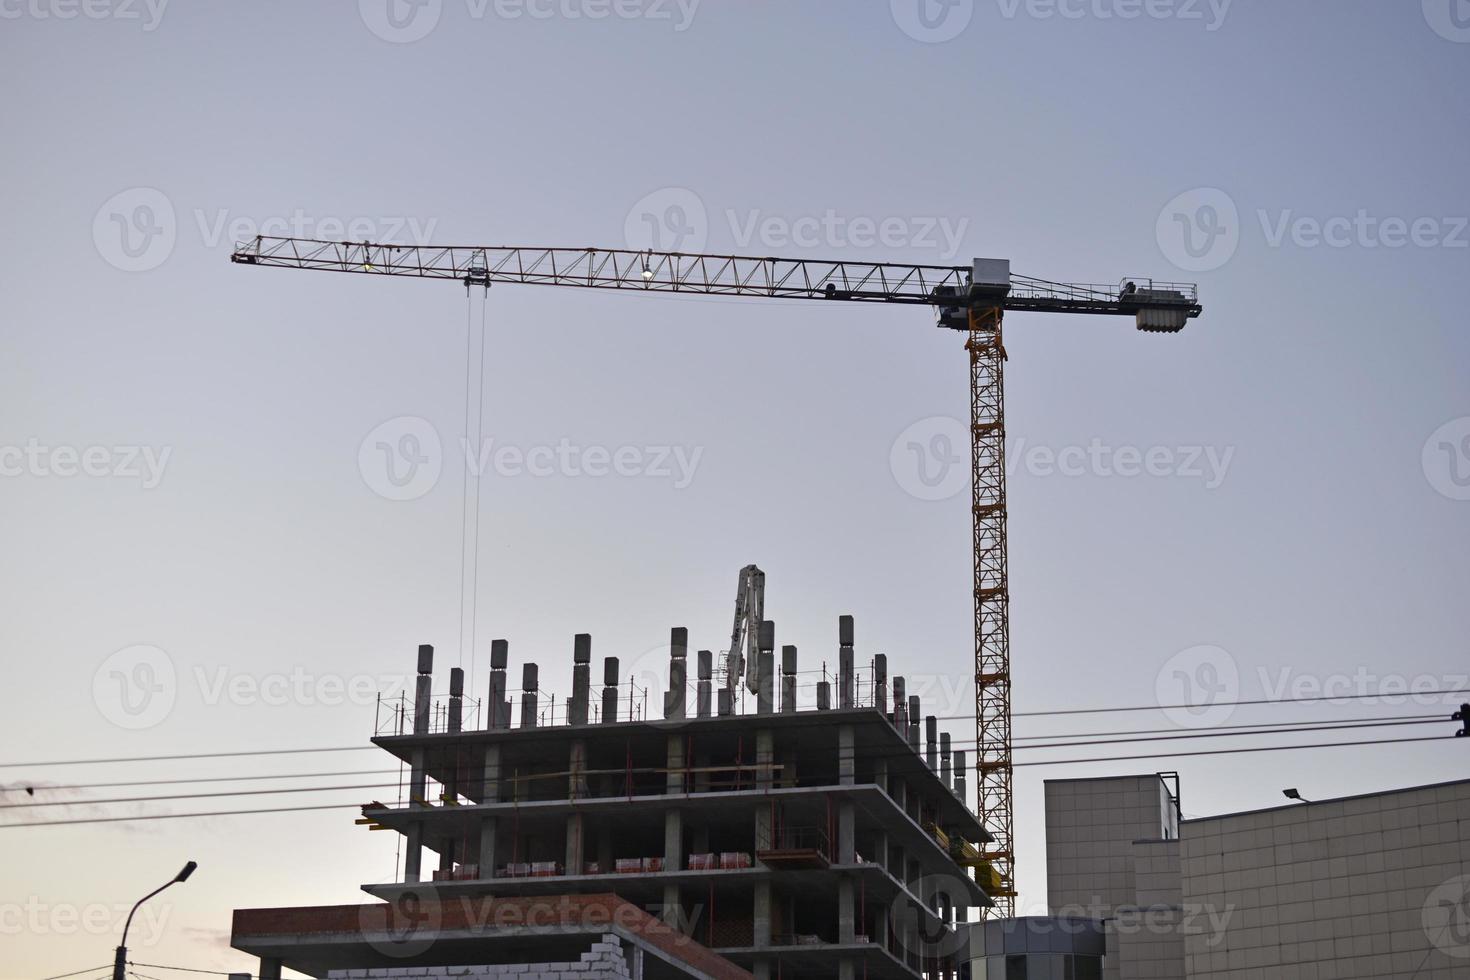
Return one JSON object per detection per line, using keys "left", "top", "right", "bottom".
{"left": 231, "top": 236, "right": 1202, "bottom": 915}
{"left": 728, "top": 564, "right": 765, "bottom": 696}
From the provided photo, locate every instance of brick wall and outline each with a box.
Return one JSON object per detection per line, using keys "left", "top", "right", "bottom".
{"left": 325, "top": 933, "right": 631, "bottom": 980}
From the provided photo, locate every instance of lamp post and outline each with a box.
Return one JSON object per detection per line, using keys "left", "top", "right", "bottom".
{"left": 114, "top": 861, "right": 197, "bottom": 980}
{"left": 1282, "top": 788, "right": 1311, "bottom": 804}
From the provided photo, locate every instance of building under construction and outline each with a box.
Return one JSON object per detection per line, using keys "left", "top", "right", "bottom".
{"left": 231, "top": 613, "right": 996, "bottom": 980}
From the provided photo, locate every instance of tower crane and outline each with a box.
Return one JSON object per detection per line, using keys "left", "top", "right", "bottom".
{"left": 231, "top": 235, "right": 1202, "bottom": 915}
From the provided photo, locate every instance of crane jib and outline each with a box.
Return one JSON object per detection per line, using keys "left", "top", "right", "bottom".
{"left": 230, "top": 235, "right": 1201, "bottom": 324}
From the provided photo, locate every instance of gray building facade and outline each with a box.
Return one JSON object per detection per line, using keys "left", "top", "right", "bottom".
{"left": 984, "top": 773, "right": 1470, "bottom": 980}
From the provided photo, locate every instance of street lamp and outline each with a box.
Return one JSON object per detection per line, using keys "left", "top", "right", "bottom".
{"left": 1282, "top": 788, "right": 1311, "bottom": 803}
{"left": 114, "top": 861, "right": 197, "bottom": 980}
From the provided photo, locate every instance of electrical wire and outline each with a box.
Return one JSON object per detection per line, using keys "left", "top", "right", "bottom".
{"left": 2, "top": 725, "right": 1458, "bottom": 829}
{"left": 6, "top": 685, "right": 1465, "bottom": 771}
{"left": 2, "top": 780, "right": 403, "bottom": 809}
{"left": 4, "top": 768, "right": 401, "bottom": 793}
{"left": 1010, "top": 732, "right": 1451, "bottom": 767}
{"left": 2, "top": 801, "right": 358, "bottom": 828}
{"left": 0, "top": 745, "right": 377, "bottom": 769}
{"left": 3, "top": 715, "right": 1447, "bottom": 808}
{"left": 36, "top": 966, "right": 111, "bottom": 980}
{"left": 0, "top": 711, "right": 1438, "bottom": 798}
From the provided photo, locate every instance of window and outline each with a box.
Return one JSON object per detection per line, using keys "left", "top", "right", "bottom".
{"left": 1005, "top": 955, "right": 1027, "bottom": 980}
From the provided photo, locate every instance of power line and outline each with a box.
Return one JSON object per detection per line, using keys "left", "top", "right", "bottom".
{"left": 7, "top": 711, "right": 1426, "bottom": 794}
{"left": 1012, "top": 716, "right": 1441, "bottom": 751}
{"left": 2, "top": 780, "right": 402, "bottom": 810}
{"left": 1012, "top": 733, "right": 1450, "bottom": 767}
{"left": 5, "top": 768, "right": 400, "bottom": 793}
{"left": 1011, "top": 712, "right": 1433, "bottom": 741}
{"left": 5, "top": 690, "right": 1464, "bottom": 775}
{"left": 1, "top": 801, "right": 358, "bottom": 828}
{"left": 1007, "top": 685, "right": 1470, "bottom": 719}
{"left": 36, "top": 966, "right": 110, "bottom": 980}
{"left": 0, "top": 745, "right": 377, "bottom": 769}
{"left": 4, "top": 716, "right": 1445, "bottom": 809}
{"left": 3, "top": 727, "right": 1459, "bottom": 829}
{"left": 2, "top": 693, "right": 1458, "bottom": 775}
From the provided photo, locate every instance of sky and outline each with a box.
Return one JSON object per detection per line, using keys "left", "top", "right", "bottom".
{"left": 3, "top": 1, "right": 1469, "bottom": 976}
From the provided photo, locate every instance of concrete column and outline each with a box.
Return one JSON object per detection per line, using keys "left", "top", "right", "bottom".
{"left": 488, "top": 639, "right": 510, "bottom": 729}
{"left": 839, "top": 876, "right": 856, "bottom": 944}
{"left": 482, "top": 744, "right": 502, "bottom": 802}
{"left": 717, "top": 687, "right": 733, "bottom": 716}
{"left": 753, "top": 791, "right": 773, "bottom": 954}
{"left": 696, "top": 649, "right": 712, "bottom": 718}
{"left": 665, "top": 627, "right": 688, "bottom": 721}
{"left": 405, "top": 644, "right": 432, "bottom": 883}
{"left": 257, "top": 958, "right": 282, "bottom": 980}
{"left": 838, "top": 724, "right": 855, "bottom": 786}
{"left": 780, "top": 645, "right": 797, "bottom": 713}
{"left": 478, "top": 815, "right": 498, "bottom": 879}
{"left": 666, "top": 733, "right": 686, "bottom": 795}
{"left": 448, "top": 667, "right": 464, "bottom": 734}
{"left": 756, "top": 621, "right": 775, "bottom": 715}
{"left": 875, "top": 755, "right": 888, "bottom": 796}
{"left": 873, "top": 654, "right": 887, "bottom": 715}
{"left": 601, "top": 657, "right": 619, "bottom": 723}
{"left": 953, "top": 750, "right": 967, "bottom": 806}
{"left": 817, "top": 680, "right": 831, "bottom": 710}
{"left": 756, "top": 729, "right": 774, "bottom": 791}
{"left": 413, "top": 644, "right": 433, "bottom": 735}
{"left": 892, "top": 676, "right": 907, "bottom": 730}
{"left": 838, "top": 615, "right": 854, "bottom": 708}
{"left": 753, "top": 880, "right": 773, "bottom": 949}
{"left": 566, "top": 813, "right": 584, "bottom": 876}
{"left": 663, "top": 807, "right": 684, "bottom": 925}
{"left": 570, "top": 634, "right": 592, "bottom": 726}
{"left": 694, "top": 743, "right": 711, "bottom": 794}
{"left": 907, "top": 696, "right": 921, "bottom": 750}
{"left": 570, "top": 739, "right": 588, "bottom": 799}
{"left": 940, "top": 732, "right": 952, "bottom": 788}
{"left": 520, "top": 663, "right": 539, "bottom": 728}
{"left": 925, "top": 715, "right": 938, "bottom": 770}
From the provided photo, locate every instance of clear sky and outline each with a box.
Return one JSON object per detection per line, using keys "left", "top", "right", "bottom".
{"left": 3, "top": 2, "right": 1469, "bottom": 976}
